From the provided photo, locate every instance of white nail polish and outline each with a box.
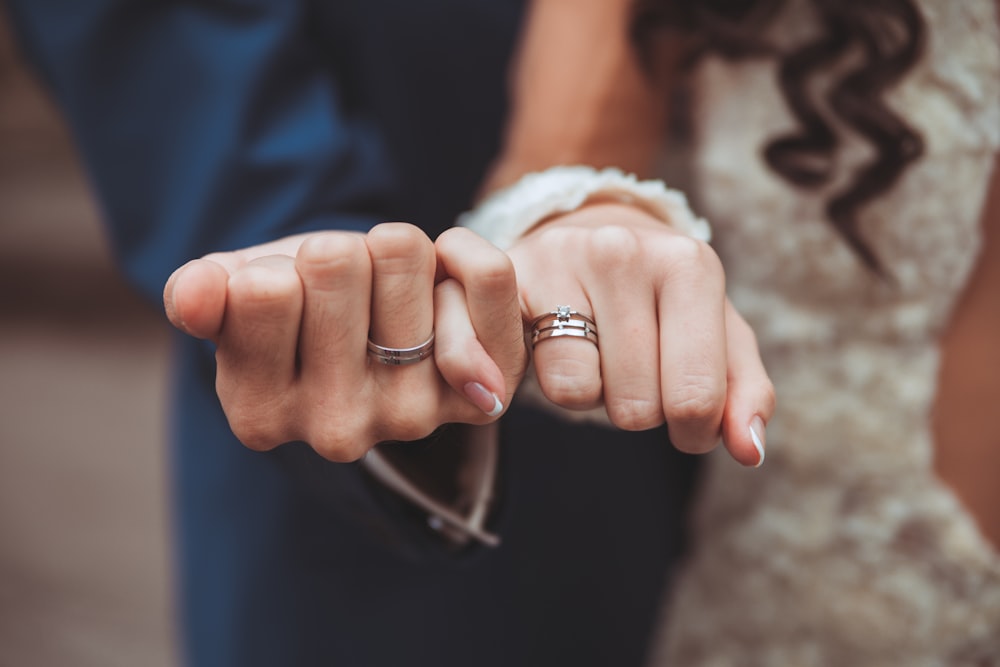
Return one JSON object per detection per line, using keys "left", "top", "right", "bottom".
{"left": 749, "top": 416, "right": 766, "bottom": 468}
{"left": 464, "top": 382, "right": 504, "bottom": 417}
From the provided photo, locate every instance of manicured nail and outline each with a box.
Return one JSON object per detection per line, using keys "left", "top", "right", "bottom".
{"left": 749, "top": 416, "right": 766, "bottom": 467}
{"left": 464, "top": 382, "right": 503, "bottom": 417}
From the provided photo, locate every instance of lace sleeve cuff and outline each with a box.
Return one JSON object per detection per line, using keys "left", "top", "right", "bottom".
{"left": 457, "top": 165, "right": 711, "bottom": 249}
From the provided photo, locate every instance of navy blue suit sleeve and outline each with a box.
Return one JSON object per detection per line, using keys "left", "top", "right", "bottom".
{"left": 4, "top": 1, "right": 461, "bottom": 557}
{"left": 5, "top": 0, "right": 394, "bottom": 303}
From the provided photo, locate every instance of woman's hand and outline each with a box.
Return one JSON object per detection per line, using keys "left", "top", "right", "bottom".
{"left": 163, "top": 223, "right": 526, "bottom": 462}
{"left": 507, "top": 203, "right": 775, "bottom": 466}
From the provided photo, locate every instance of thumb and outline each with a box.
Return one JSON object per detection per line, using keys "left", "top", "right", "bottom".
{"left": 163, "top": 258, "right": 230, "bottom": 341}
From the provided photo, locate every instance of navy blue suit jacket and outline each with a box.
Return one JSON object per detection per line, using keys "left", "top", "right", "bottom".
{"left": 7, "top": 2, "right": 699, "bottom": 665}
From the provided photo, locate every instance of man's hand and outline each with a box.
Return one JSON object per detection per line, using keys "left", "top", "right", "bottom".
{"left": 163, "top": 223, "right": 527, "bottom": 461}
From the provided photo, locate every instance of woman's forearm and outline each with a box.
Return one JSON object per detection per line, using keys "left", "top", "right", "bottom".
{"left": 483, "top": 0, "right": 681, "bottom": 194}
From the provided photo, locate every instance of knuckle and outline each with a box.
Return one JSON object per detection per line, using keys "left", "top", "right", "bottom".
{"left": 470, "top": 250, "right": 516, "bottom": 292}
{"left": 366, "top": 222, "right": 433, "bottom": 265}
{"left": 664, "top": 377, "right": 726, "bottom": 424}
{"left": 587, "top": 225, "right": 643, "bottom": 272}
{"left": 217, "top": 379, "right": 296, "bottom": 451}
{"left": 296, "top": 232, "right": 367, "bottom": 280}
{"left": 538, "top": 359, "right": 602, "bottom": 408}
{"left": 671, "top": 434, "right": 720, "bottom": 456}
{"left": 606, "top": 396, "right": 664, "bottom": 431}
{"left": 311, "top": 433, "right": 370, "bottom": 463}
{"left": 433, "top": 341, "right": 472, "bottom": 379}
{"left": 660, "top": 235, "right": 724, "bottom": 278}
{"left": 435, "top": 225, "right": 473, "bottom": 251}
{"left": 306, "top": 413, "right": 373, "bottom": 462}
{"left": 225, "top": 408, "right": 283, "bottom": 452}
{"left": 383, "top": 413, "right": 437, "bottom": 444}
{"left": 376, "top": 391, "right": 440, "bottom": 443}
{"left": 227, "top": 261, "right": 299, "bottom": 307}
{"left": 530, "top": 224, "right": 579, "bottom": 253}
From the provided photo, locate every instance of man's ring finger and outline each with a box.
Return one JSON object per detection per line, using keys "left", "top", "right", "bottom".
{"left": 367, "top": 332, "right": 435, "bottom": 366}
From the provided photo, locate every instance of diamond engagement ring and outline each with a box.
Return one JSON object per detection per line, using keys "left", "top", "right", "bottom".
{"left": 530, "top": 305, "right": 598, "bottom": 349}
{"left": 367, "top": 332, "right": 436, "bottom": 366}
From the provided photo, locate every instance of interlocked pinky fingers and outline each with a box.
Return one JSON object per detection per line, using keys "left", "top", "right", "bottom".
{"left": 434, "top": 278, "right": 509, "bottom": 422}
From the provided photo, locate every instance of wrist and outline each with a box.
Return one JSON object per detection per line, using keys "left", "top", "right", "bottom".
{"left": 458, "top": 165, "right": 711, "bottom": 250}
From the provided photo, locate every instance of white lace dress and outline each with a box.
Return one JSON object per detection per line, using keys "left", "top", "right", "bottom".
{"left": 650, "top": 1, "right": 1000, "bottom": 664}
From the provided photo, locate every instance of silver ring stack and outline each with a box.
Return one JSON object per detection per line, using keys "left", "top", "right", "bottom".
{"left": 530, "top": 305, "right": 598, "bottom": 349}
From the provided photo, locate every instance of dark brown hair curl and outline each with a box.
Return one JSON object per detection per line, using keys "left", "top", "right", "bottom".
{"left": 632, "top": 0, "right": 927, "bottom": 277}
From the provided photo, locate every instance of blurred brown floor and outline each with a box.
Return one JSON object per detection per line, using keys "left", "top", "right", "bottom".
{"left": 0, "top": 14, "right": 176, "bottom": 667}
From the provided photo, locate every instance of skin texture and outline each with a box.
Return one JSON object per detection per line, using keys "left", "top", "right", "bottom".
{"left": 482, "top": 0, "right": 678, "bottom": 192}
{"left": 487, "top": 0, "right": 774, "bottom": 466}
{"left": 490, "top": 0, "right": 1000, "bottom": 541}
{"left": 162, "top": 0, "right": 777, "bottom": 467}
{"left": 164, "top": 224, "right": 525, "bottom": 461}
{"left": 507, "top": 203, "right": 774, "bottom": 465}
{"left": 933, "top": 155, "right": 1000, "bottom": 549}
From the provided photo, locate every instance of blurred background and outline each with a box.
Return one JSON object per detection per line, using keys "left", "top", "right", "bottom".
{"left": 0, "top": 10, "right": 176, "bottom": 666}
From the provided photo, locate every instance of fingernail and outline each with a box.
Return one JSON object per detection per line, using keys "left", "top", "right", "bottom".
{"left": 749, "top": 416, "right": 766, "bottom": 467}
{"left": 464, "top": 382, "right": 504, "bottom": 417}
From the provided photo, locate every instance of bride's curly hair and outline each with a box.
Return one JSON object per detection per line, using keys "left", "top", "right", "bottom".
{"left": 632, "top": 0, "right": 926, "bottom": 277}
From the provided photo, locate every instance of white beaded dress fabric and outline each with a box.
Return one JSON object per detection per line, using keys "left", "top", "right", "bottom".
{"left": 651, "top": 1, "right": 1000, "bottom": 664}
